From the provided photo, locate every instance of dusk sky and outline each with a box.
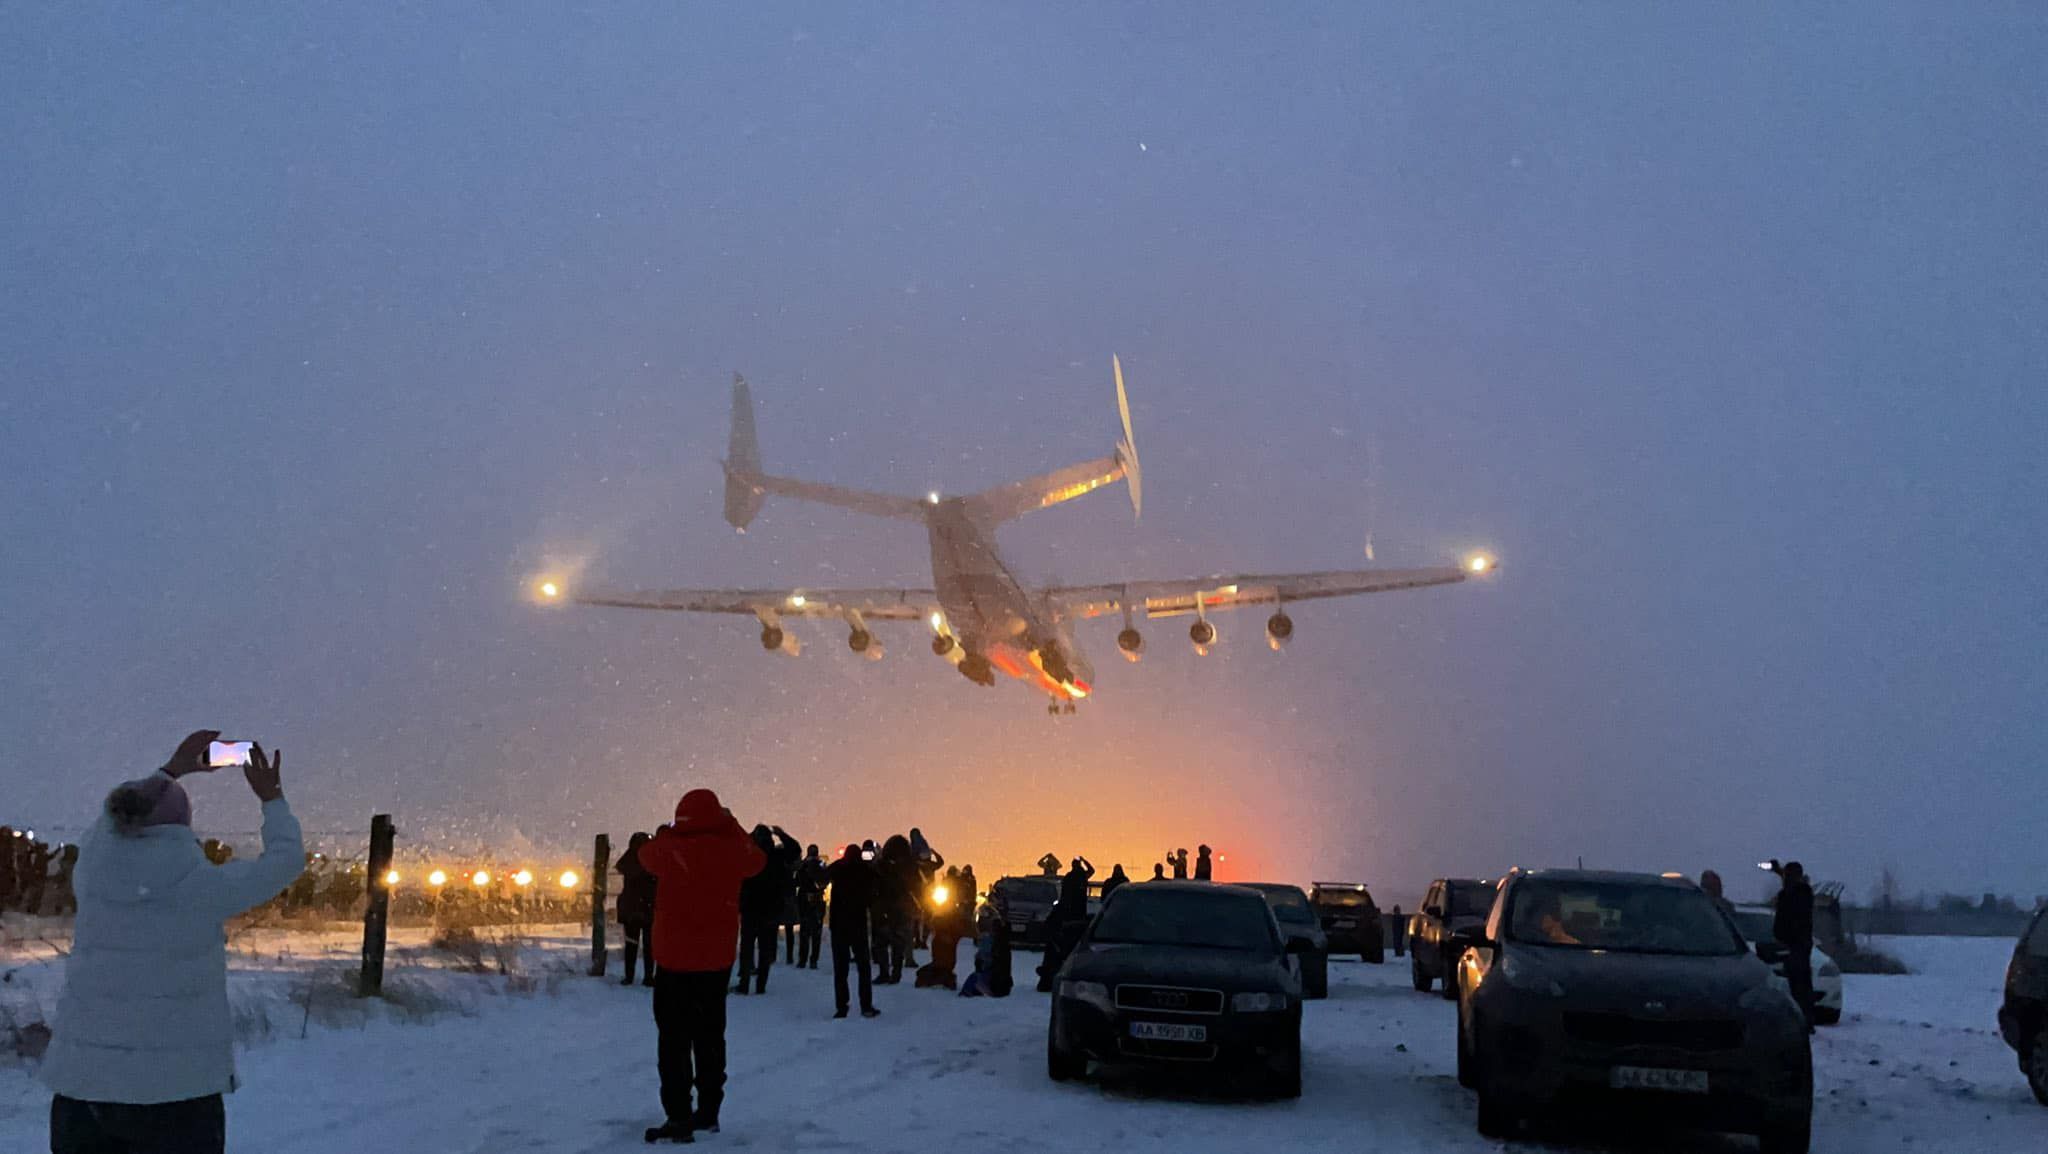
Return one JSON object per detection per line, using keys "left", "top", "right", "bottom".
{"left": 5, "top": 4, "right": 2043, "bottom": 904}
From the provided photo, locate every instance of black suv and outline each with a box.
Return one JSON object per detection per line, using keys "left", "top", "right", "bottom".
{"left": 1245, "top": 883, "right": 1330, "bottom": 999}
{"left": 1410, "top": 877, "right": 1498, "bottom": 998}
{"left": 1456, "top": 869, "right": 1812, "bottom": 1153}
{"left": 1309, "top": 882, "right": 1385, "bottom": 963}
{"left": 1998, "top": 906, "right": 2048, "bottom": 1105}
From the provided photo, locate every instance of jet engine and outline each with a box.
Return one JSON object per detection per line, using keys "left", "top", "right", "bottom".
{"left": 931, "top": 633, "right": 956, "bottom": 657}
{"left": 760, "top": 625, "right": 785, "bottom": 651}
{"left": 1116, "top": 627, "right": 1145, "bottom": 663}
{"left": 1189, "top": 620, "right": 1217, "bottom": 648}
{"left": 1266, "top": 612, "right": 1294, "bottom": 650}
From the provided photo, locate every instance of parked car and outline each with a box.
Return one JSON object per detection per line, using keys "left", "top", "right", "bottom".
{"left": 1410, "top": 877, "right": 1498, "bottom": 998}
{"left": 1047, "top": 881, "right": 1305, "bottom": 1097}
{"left": 991, "top": 876, "right": 1059, "bottom": 948}
{"left": 1730, "top": 908, "right": 1845, "bottom": 1026}
{"left": 1456, "top": 869, "right": 1812, "bottom": 1153}
{"left": 1244, "top": 883, "right": 1330, "bottom": 998}
{"left": 1309, "top": 881, "right": 1385, "bottom": 963}
{"left": 1997, "top": 906, "right": 2048, "bottom": 1105}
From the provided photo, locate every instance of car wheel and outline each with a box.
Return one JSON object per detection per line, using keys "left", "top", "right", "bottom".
{"left": 1411, "top": 955, "right": 1432, "bottom": 993}
{"left": 1269, "top": 1031, "right": 1303, "bottom": 1099}
{"left": 2027, "top": 1029, "right": 2048, "bottom": 1107}
{"left": 1366, "top": 944, "right": 1384, "bottom": 965}
{"left": 1047, "top": 1034, "right": 1084, "bottom": 1083}
{"left": 1438, "top": 957, "right": 1459, "bottom": 1000}
{"left": 1812, "top": 1006, "right": 1841, "bottom": 1027}
{"left": 1455, "top": 1006, "right": 1476, "bottom": 1089}
{"left": 1758, "top": 1114, "right": 1812, "bottom": 1154}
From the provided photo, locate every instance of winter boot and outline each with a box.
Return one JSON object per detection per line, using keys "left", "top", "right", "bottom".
{"left": 644, "top": 1120, "right": 694, "bottom": 1144}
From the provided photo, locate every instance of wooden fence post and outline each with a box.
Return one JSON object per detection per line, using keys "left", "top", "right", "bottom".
{"left": 358, "top": 813, "right": 395, "bottom": 997}
{"left": 588, "top": 833, "right": 610, "bottom": 977}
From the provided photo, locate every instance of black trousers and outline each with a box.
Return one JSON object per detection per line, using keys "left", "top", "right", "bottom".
{"left": 799, "top": 914, "right": 823, "bottom": 968}
{"left": 831, "top": 921, "right": 874, "bottom": 1012}
{"left": 736, "top": 917, "right": 778, "bottom": 991}
{"left": 653, "top": 968, "right": 730, "bottom": 1128}
{"left": 620, "top": 920, "right": 653, "bottom": 983}
{"left": 52, "top": 1093, "right": 225, "bottom": 1154}
{"left": 783, "top": 920, "right": 800, "bottom": 964}
{"left": 1781, "top": 944, "right": 1816, "bottom": 1024}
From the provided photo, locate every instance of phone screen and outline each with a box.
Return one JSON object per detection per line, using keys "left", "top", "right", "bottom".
{"left": 208, "top": 740, "right": 254, "bottom": 768}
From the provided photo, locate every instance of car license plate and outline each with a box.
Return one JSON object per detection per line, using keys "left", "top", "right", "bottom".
{"left": 1610, "top": 1066, "right": 1708, "bottom": 1094}
{"left": 1130, "top": 1021, "right": 1207, "bottom": 1043}
{"left": 1010, "top": 921, "right": 1029, "bottom": 933}
{"left": 1330, "top": 917, "right": 1357, "bottom": 927}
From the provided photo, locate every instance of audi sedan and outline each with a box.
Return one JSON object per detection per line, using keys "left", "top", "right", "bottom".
{"left": 1047, "top": 881, "right": 1305, "bottom": 1097}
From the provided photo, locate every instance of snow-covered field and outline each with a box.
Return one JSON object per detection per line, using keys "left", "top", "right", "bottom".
{"left": 3, "top": 927, "right": 2040, "bottom": 1152}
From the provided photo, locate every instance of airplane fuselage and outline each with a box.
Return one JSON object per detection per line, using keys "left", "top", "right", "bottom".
{"left": 926, "top": 500, "right": 1093, "bottom": 700}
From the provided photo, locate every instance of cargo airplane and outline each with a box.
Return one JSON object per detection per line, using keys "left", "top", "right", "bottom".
{"left": 542, "top": 358, "right": 1494, "bottom": 712}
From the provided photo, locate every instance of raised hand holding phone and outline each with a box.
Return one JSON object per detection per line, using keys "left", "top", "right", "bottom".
{"left": 243, "top": 744, "right": 284, "bottom": 802}
{"left": 161, "top": 730, "right": 223, "bottom": 778}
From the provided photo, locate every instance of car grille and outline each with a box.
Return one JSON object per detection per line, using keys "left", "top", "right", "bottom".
{"left": 1563, "top": 1012, "right": 1743, "bottom": 1052}
{"left": 1114, "top": 985, "right": 1224, "bottom": 1015}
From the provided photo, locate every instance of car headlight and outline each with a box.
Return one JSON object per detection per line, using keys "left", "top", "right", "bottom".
{"left": 1498, "top": 952, "right": 1565, "bottom": 998}
{"left": 1231, "top": 991, "right": 1290, "bottom": 1013}
{"left": 1058, "top": 980, "right": 1113, "bottom": 1010}
{"left": 1739, "top": 982, "right": 1801, "bottom": 1018}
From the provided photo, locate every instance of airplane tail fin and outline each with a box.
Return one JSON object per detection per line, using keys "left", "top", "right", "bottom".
{"left": 724, "top": 375, "right": 768, "bottom": 531}
{"left": 722, "top": 374, "right": 929, "bottom": 528}
{"left": 962, "top": 355, "right": 1142, "bottom": 524}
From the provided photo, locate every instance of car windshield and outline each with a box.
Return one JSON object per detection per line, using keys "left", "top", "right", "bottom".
{"left": 1090, "top": 889, "right": 1278, "bottom": 952}
{"left": 1507, "top": 880, "right": 1745, "bottom": 956}
{"left": 1253, "top": 886, "right": 1317, "bottom": 925}
{"left": 997, "top": 879, "right": 1056, "bottom": 904}
{"left": 1315, "top": 889, "right": 1373, "bottom": 908}
{"left": 1449, "top": 882, "right": 1497, "bottom": 919}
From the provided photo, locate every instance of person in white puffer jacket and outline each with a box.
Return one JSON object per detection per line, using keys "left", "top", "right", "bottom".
{"left": 41, "top": 730, "right": 304, "bottom": 1154}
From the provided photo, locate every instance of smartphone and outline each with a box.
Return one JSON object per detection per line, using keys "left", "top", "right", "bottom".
{"left": 1756, "top": 860, "right": 1775, "bottom": 871}
{"left": 861, "top": 849, "right": 876, "bottom": 861}
{"left": 207, "top": 740, "right": 255, "bottom": 768}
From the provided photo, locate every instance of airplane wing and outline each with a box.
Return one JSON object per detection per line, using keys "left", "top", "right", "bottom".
{"left": 1042, "top": 566, "right": 1478, "bottom": 620}
{"left": 573, "top": 587, "right": 939, "bottom": 621}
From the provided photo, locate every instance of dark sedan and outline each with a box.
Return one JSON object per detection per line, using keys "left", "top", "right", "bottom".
{"left": 1244, "top": 883, "right": 1330, "bottom": 999}
{"left": 1048, "top": 881, "right": 1305, "bottom": 1097}
{"left": 1458, "top": 869, "right": 1813, "bottom": 1154}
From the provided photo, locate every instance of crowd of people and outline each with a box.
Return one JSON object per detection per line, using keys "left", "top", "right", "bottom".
{"left": 0, "top": 826, "right": 79, "bottom": 918}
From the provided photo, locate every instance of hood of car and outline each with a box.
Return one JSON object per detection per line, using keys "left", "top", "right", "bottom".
{"left": 1063, "top": 943, "right": 1293, "bottom": 992}
{"left": 1509, "top": 945, "right": 1769, "bottom": 1012}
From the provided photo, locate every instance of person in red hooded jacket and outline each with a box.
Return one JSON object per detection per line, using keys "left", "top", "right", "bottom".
{"left": 636, "top": 789, "right": 766, "bottom": 1144}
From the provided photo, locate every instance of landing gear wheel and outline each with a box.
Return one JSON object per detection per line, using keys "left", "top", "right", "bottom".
{"left": 1411, "top": 956, "right": 1432, "bottom": 993}
{"left": 1047, "top": 1036, "right": 1084, "bottom": 1083}
{"left": 2027, "top": 1030, "right": 2048, "bottom": 1106}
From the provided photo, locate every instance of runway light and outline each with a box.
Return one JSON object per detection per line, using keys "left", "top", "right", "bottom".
{"left": 427, "top": 869, "right": 448, "bottom": 888}
{"left": 559, "top": 870, "right": 581, "bottom": 889}
{"left": 383, "top": 869, "right": 401, "bottom": 887}
{"left": 513, "top": 869, "right": 533, "bottom": 887}
{"left": 472, "top": 870, "right": 491, "bottom": 887}
{"left": 1466, "top": 554, "right": 1494, "bottom": 575}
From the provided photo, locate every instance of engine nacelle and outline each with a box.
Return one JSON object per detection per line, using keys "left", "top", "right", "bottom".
{"left": 1116, "top": 627, "right": 1145, "bottom": 663}
{"left": 848, "top": 628, "right": 873, "bottom": 653}
{"left": 1189, "top": 620, "right": 1217, "bottom": 649}
{"left": 931, "top": 633, "right": 956, "bottom": 657}
{"left": 760, "top": 625, "right": 785, "bottom": 651}
{"left": 957, "top": 652, "right": 996, "bottom": 686}
{"left": 1266, "top": 612, "right": 1294, "bottom": 650}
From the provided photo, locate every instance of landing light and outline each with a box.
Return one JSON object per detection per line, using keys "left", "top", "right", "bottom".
{"left": 929, "top": 611, "right": 946, "bottom": 631}
{"left": 1466, "top": 554, "right": 1494, "bottom": 575}
{"left": 927, "top": 491, "right": 941, "bottom": 504}
{"left": 539, "top": 580, "right": 561, "bottom": 599}
{"left": 789, "top": 594, "right": 807, "bottom": 607}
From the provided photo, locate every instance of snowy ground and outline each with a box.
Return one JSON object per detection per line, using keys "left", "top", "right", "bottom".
{"left": 3, "top": 927, "right": 2040, "bottom": 1152}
